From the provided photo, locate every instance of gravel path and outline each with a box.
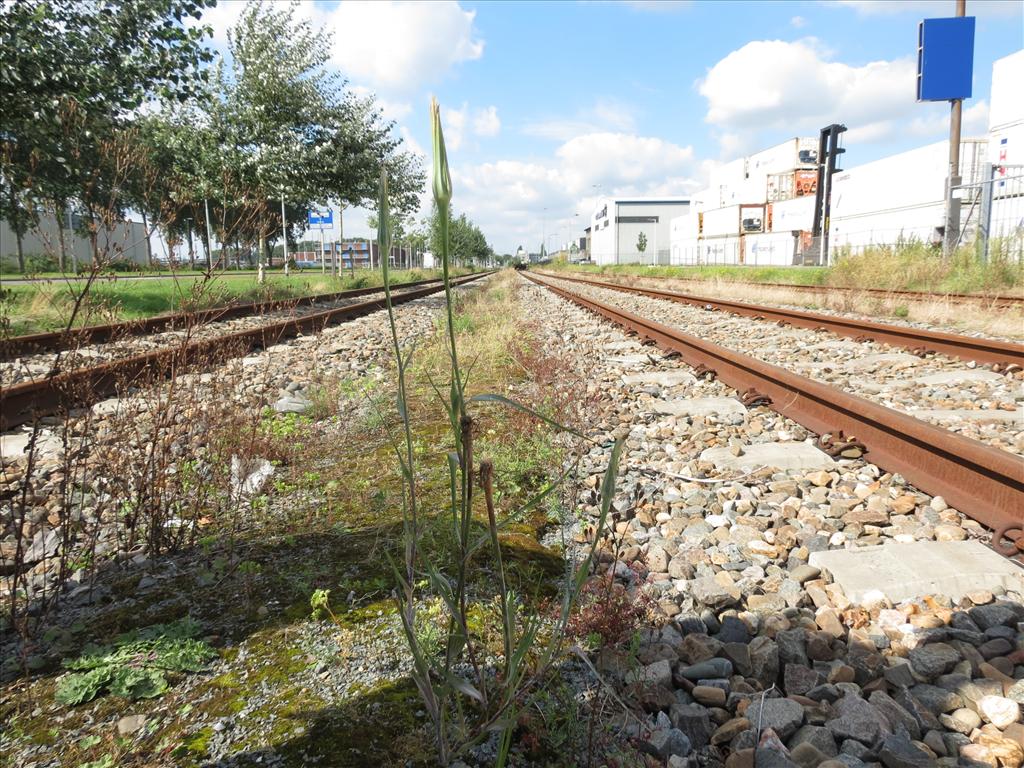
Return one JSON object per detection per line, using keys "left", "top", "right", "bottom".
{"left": 539, "top": 275, "right": 1024, "bottom": 456}
{"left": 518, "top": 275, "right": 1024, "bottom": 768}
{"left": 0, "top": 281, "right": 442, "bottom": 388}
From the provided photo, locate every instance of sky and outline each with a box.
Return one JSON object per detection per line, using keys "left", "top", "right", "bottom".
{"left": 192, "top": 0, "right": 1023, "bottom": 255}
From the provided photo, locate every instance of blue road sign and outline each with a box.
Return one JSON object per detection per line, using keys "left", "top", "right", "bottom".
{"left": 917, "top": 17, "right": 975, "bottom": 102}
{"left": 307, "top": 209, "right": 334, "bottom": 227}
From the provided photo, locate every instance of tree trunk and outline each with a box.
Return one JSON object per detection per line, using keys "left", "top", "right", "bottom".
{"left": 15, "top": 229, "right": 24, "bottom": 273}
{"left": 54, "top": 203, "right": 67, "bottom": 272}
{"left": 142, "top": 211, "right": 153, "bottom": 268}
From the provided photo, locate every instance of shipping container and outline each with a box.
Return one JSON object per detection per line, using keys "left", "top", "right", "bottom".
{"left": 742, "top": 232, "right": 798, "bottom": 266}
{"left": 989, "top": 50, "right": 1023, "bottom": 131}
{"left": 829, "top": 138, "right": 987, "bottom": 250}
{"left": 769, "top": 195, "right": 816, "bottom": 233}
{"left": 767, "top": 169, "right": 818, "bottom": 202}
{"left": 747, "top": 138, "right": 819, "bottom": 178}
{"left": 700, "top": 236, "right": 743, "bottom": 265}
{"left": 701, "top": 204, "right": 766, "bottom": 237}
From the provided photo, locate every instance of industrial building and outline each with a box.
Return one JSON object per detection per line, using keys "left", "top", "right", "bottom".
{"left": 670, "top": 49, "right": 1023, "bottom": 266}
{"left": 0, "top": 213, "right": 150, "bottom": 270}
{"left": 589, "top": 197, "right": 690, "bottom": 265}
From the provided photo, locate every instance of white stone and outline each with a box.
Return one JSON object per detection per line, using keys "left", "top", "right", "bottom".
{"left": 650, "top": 397, "right": 746, "bottom": 418}
{"left": 978, "top": 696, "right": 1020, "bottom": 729}
{"left": 910, "top": 407, "right": 1024, "bottom": 424}
{"left": 700, "top": 442, "right": 835, "bottom": 472}
{"left": 621, "top": 371, "right": 696, "bottom": 387}
{"left": 809, "top": 540, "right": 1024, "bottom": 604}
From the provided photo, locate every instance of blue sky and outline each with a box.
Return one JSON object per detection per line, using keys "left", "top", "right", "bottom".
{"left": 196, "top": 0, "right": 1023, "bottom": 254}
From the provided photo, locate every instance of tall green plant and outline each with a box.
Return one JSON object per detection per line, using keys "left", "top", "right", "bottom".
{"left": 377, "top": 99, "right": 623, "bottom": 766}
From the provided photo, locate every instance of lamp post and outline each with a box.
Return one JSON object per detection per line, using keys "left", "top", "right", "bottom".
{"left": 184, "top": 217, "right": 195, "bottom": 269}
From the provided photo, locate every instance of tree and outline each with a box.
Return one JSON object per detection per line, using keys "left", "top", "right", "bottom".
{"left": 0, "top": 0, "right": 215, "bottom": 268}
{"left": 636, "top": 231, "right": 648, "bottom": 259}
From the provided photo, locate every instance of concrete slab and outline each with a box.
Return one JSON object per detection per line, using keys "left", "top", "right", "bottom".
{"left": 603, "top": 341, "right": 643, "bottom": 351}
{"left": 846, "top": 353, "right": 923, "bottom": 372}
{"left": 811, "top": 340, "right": 863, "bottom": 351}
{"left": 809, "top": 540, "right": 1024, "bottom": 605}
{"left": 700, "top": 442, "right": 835, "bottom": 472}
{"left": 608, "top": 354, "right": 651, "bottom": 366}
{"left": 915, "top": 370, "right": 1004, "bottom": 386}
{"left": 1, "top": 433, "right": 30, "bottom": 459}
{"left": 910, "top": 407, "right": 1024, "bottom": 424}
{"left": 652, "top": 397, "right": 746, "bottom": 418}
{"left": 622, "top": 371, "right": 696, "bottom": 387}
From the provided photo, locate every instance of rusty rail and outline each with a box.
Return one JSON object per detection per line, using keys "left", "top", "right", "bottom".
{"left": 535, "top": 271, "right": 1024, "bottom": 368}
{"left": 1, "top": 274, "right": 464, "bottom": 358}
{"left": 1, "top": 272, "right": 490, "bottom": 430}
{"left": 546, "top": 271, "right": 1024, "bottom": 309}
{"left": 525, "top": 273, "right": 1022, "bottom": 551}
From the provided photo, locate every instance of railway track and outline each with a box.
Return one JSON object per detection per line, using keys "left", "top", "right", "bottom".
{"left": 560, "top": 271, "right": 1024, "bottom": 309}
{"left": 1, "top": 272, "right": 490, "bottom": 431}
{"left": 2, "top": 274, "right": 460, "bottom": 358}
{"left": 524, "top": 272, "right": 1023, "bottom": 561}
{"left": 534, "top": 270, "right": 1024, "bottom": 368}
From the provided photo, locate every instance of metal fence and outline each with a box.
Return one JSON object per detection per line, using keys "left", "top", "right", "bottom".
{"left": 953, "top": 166, "right": 1024, "bottom": 263}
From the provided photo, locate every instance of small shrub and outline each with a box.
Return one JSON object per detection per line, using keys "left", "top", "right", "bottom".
{"left": 567, "top": 570, "right": 655, "bottom": 651}
{"left": 55, "top": 618, "right": 216, "bottom": 706}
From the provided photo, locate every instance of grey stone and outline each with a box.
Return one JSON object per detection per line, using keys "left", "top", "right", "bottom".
{"left": 745, "top": 697, "right": 805, "bottom": 740}
{"left": 790, "top": 724, "right": 838, "bottom": 757}
{"left": 908, "top": 643, "right": 960, "bottom": 679}
{"left": 677, "top": 658, "right": 732, "bottom": 680}
{"left": 869, "top": 690, "right": 921, "bottom": 741}
{"left": 689, "top": 577, "right": 740, "bottom": 608}
{"left": 827, "top": 694, "right": 891, "bottom": 745}
{"left": 778, "top": 628, "right": 809, "bottom": 668}
{"left": 629, "top": 659, "right": 673, "bottom": 688}
{"left": 754, "top": 747, "right": 800, "bottom": 767}
{"left": 883, "top": 660, "right": 916, "bottom": 688}
{"left": 909, "top": 684, "right": 962, "bottom": 714}
{"left": 749, "top": 635, "right": 780, "bottom": 687}
{"left": 670, "top": 702, "right": 713, "bottom": 750}
{"left": 789, "top": 564, "right": 821, "bottom": 584}
{"left": 652, "top": 397, "right": 746, "bottom": 418}
{"left": 968, "top": 603, "right": 1018, "bottom": 631}
{"left": 878, "top": 732, "right": 933, "bottom": 768}
{"left": 716, "top": 615, "right": 751, "bottom": 644}
{"left": 784, "top": 664, "right": 822, "bottom": 696}
{"left": 644, "top": 727, "right": 692, "bottom": 760}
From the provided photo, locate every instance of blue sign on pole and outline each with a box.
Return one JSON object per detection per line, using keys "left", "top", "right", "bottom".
{"left": 917, "top": 17, "right": 975, "bottom": 102}
{"left": 307, "top": 209, "right": 334, "bottom": 227}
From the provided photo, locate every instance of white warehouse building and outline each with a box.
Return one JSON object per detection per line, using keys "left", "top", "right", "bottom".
{"left": 590, "top": 197, "right": 690, "bottom": 265}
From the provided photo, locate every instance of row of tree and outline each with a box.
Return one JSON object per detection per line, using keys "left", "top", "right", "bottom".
{"left": 1, "top": 0, "right": 425, "bottom": 272}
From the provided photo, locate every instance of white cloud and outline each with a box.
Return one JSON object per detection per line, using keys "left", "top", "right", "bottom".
{"left": 698, "top": 38, "right": 986, "bottom": 149}
{"left": 328, "top": 1, "right": 483, "bottom": 92}
{"left": 441, "top": 103, "right": 501, "bottom": 150}
{"left": 473, "top": 106, "right": 501, "bottom": 137}
{"left": 833, "top": 0, "right": 1020, "bottom": 16}
{"left": 790, "top": 15, "right": 807, "bottom": 28}
{"left": 523, "top": 98, "right": 637, "bottom": 141}
{"left": 450, "top": 132, "right": 697, "bottom": 252}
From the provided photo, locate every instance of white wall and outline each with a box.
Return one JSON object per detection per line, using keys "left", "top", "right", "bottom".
{"left": 744, "top": 232, "right": 797, "bottom": 266}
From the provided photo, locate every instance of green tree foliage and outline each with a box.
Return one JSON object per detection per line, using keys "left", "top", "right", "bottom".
{"left": 636, "top": 231, "right": 647, "bottom": 256}
{"left": 428, "top": 205, "right": 493, "bottom": 265}
{"left": 0, "top": 0, "right": 216, "bottom": 266}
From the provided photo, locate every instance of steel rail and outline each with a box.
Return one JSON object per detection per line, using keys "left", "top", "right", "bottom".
{"left": 1, "top": 274, "right": 466, "bottom": 358}
{"left": 535, "top": 271, "right": 1024, "bottom": 368}
{"left": 558, "top": 272, "right": 1023, "bottom": 308}
{"left": 525, "top": 273, "right": 1023, "bottom": 547}
{"left": 1, "top": 272, "right": 490, "bottom": 431}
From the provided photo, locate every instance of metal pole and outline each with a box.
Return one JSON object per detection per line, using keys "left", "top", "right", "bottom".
{"left": 320, "top": 225, "right": 326, "bottom": 273}
{"left": 944, "top": 0, "right": 967, "bottom": 257}
{"left": 204, "top": 198, "right": 214, "bottom": 271}
{"left": 337, "top": 204, "right": 344, "bottom": 277}
{"left": 280, "top": 190, "right": 289, "bottom": 276}
{"left": 978, "top": 163, "right": 994, "bottom": 264}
